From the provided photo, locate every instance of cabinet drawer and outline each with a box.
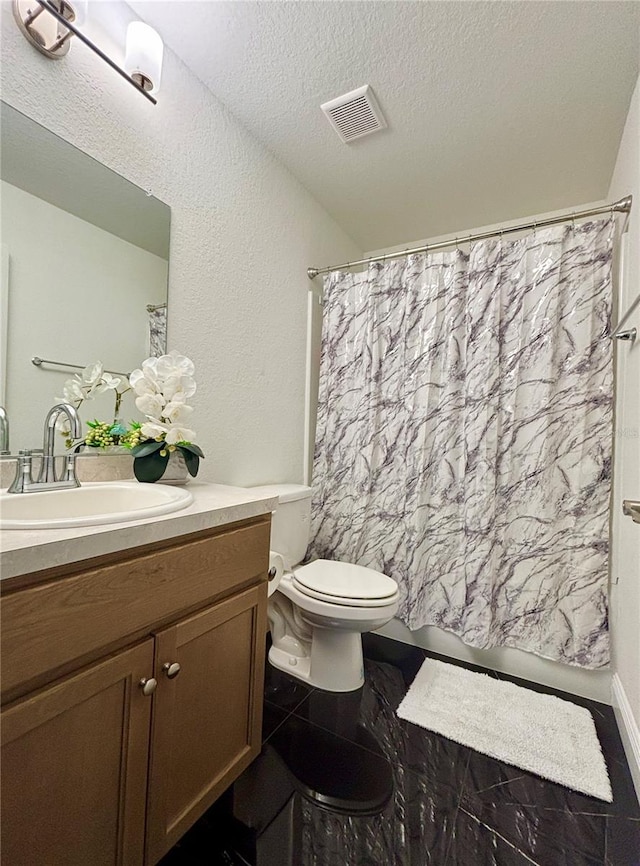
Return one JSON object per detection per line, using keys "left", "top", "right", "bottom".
{"left": 1, "top": 518, "right": 270, "bottom": 699}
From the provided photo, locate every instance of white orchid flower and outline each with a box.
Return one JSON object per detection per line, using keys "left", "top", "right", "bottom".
{"left": 167, "top": 388, "right": 196, "bottom": 406}
{"left": 60, "top": 379, "right": 84, "bottom": 403}
{"left": 141, "top": 357, "right": 160, "bottom": 381}
{"left": 156, "top": 351, "right": 195, "bottom": 380}
{"left": 129, "top": 369, "right": 159, "bottom": 397}
{"left": 177, "top": 377, "right": 197, "bottom": 398}
{"left": 140, "top": 420, "right": 169, "bottom": 440}
{"left": 87, "top": 379, "right": 110, "bottom": 396}
{"left": 136, "top": 393, "right": 165, "bottom": 417}
{"left": 81, "top": 362, "right": 104, "bottom": 386}
{"left": 163, "top": 401, "right": 193, "bottom": 424}
{"left": 159, "top": 373, "right": 184, "bottom": 402}
{"left": 131, "top": 353, "right": 199, "bottom": 448}
{"left": 101, "top": 373, "right": 122, "bottom": 391}
{"left": 165, "top": 426, "right": 196, "bottom": 445}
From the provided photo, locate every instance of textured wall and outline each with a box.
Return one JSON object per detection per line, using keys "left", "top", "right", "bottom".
{"left": 0, "top": 0, "right": 360, "bottom": 485}
{"left": 608, "top": 75, "right": 640, "bottom": 766}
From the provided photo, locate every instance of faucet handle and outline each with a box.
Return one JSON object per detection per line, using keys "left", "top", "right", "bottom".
{"left": 8, "top": 451, "right": 34, "bottom": 493}
{"left": 61, "top": 451, "right": 80, "bottom": 487}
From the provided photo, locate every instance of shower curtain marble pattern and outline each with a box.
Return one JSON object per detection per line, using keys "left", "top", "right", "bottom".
{"left": 309, "top": 220, "right": 613, "bottom": 669}
{"left": 149, "top": 306, "right": 167, "bottom": 357}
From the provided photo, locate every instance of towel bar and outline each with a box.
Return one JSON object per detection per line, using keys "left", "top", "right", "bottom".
{"left": 622, "top": 500, "right": 640, "bottom": 524}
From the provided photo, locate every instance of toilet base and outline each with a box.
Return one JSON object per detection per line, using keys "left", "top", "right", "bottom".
{"left": 269, "top": 628, "right": 365, "bottom": 692}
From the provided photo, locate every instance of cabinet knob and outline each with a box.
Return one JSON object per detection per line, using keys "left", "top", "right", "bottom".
{"left": 139, "top": 677, "right": 158, "bottom": 696}
{"left": 162, "top": 662, "right": 181, "bottom": 679}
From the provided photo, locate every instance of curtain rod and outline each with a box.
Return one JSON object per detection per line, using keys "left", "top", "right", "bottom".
{"left": 307, "top": 195, "right": 633, "bottom": 280}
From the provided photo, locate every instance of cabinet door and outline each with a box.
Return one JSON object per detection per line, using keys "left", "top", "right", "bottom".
{"left": 146, "top": 584, "right": 266, "bottom": 864}
{"left": 1, "top": 640, "right": 155, "bottom": 866}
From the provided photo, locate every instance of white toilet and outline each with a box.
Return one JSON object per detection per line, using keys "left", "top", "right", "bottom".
{"left": 252, "top": 484, "right": 399, "bottom": 692}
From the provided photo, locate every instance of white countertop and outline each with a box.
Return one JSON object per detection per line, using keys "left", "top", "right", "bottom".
{"left": 0, "top": 482, "right": 278, "bottom": 581}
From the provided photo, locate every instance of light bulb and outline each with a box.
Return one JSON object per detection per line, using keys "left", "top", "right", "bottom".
{"left": 72, "top": 0, "right": 88, "bottom": 26}
{"left": 125, "top": 21, "right": 163, "bottom": 96}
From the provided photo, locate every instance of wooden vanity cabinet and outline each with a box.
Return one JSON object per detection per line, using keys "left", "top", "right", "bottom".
{"left": 147, "top": 584, "right": 265, "bottom": 863}
{"left": 1, "top": 640, "right": 154, "bottom": 866}
{"left": 0, "top": 516, "right": 270, "bottom": 866}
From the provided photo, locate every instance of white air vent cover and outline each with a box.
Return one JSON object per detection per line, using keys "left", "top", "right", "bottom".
{"left": 321, "top": 85, "right": 387, "bottom": 143}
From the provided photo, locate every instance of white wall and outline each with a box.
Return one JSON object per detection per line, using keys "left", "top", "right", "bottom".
{"left": 0, "top": 0, "right": 361, "bottom": 484}
{"left": 608, "top": 74, "right": 640, "bottom": 798}
{"left": 2, "top": 181, "right": 167, "bottom": 449}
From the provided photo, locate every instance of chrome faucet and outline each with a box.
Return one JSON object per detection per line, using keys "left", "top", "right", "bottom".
{"left": 8, "top": 403, "right": 81, "bottom": 494}
{"left": 0, "top": 406, "right": 9, "bottom": 454}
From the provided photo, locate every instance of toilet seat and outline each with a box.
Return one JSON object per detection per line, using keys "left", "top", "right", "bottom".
{"left": 292, "top": 560, "right": 398, "bottom": 608}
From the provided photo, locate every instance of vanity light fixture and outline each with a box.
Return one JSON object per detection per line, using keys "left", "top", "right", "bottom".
{"left": 124, "top": 22, "right": 163, "bottom": 96}
{"left": 13, "top": 0, "right": 162, "bottom": 105}
{"left": 13, "top": 0, "right": 87, "bottom": 58}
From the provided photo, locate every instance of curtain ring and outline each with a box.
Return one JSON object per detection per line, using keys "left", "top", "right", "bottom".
{"left": 455, "top": 236, "right": 459, "bottom": 251}
{"left": 571, "top": 213, "right": 576, "bottom": 230}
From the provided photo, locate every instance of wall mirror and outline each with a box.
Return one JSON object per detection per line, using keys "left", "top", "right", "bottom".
{"left": 0, "top": 101, "right": 170, "bottom": 453}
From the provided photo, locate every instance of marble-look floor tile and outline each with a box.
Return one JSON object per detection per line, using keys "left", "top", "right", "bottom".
{"left": 362, "top": 632, "right": 428, "bottom": 684}
{"left": 457, "top": 798, "right": 606, "bottom": 865}
{"left": 446, "top": 807, "right": 550, "bottom": 866}
{"left": 262, "top": 701, "right": 289, "bottom": 742}
{"left": 462, "top": 748, "right": 616, "bottom": 819}
{"left": 363, "top": 632, "right": 503, "bottom": 684}
{"left": 267, "top": 714, "right": 395, "bottom": 813}
{"left": 294, "top": 658, "right": 471, "bottom": 793}
{"left": 162, "top": 637, "right": 639, "bottom": 866}
{"left": 460, "top": 749, "right": 611, "bottom": 863}
{"left": 263, "top": 655, "right": 313, "bottom": 713}
{"left": 157, "top": 793, "right": 250, "bottom": 866}
{"left": 233, "top": 712, "right": 458, "bottom": 866}
{"left": 605, "top": 817, "right": 640, "bottom": 866}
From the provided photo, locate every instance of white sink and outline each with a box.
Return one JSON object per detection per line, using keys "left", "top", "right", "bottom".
{"left": 0, "top": 482, "right": 193, "bottom": 530}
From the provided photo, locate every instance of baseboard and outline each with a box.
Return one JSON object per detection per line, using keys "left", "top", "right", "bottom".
{"left": 375, "top": 619, "right": 612, "bottom": 703}
{"left": 612, "top": 673, "right": 640, "bottom": 804}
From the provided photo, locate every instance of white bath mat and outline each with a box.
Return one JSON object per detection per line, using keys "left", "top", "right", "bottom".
{"left": 397, "top": 658, "right": 612, "bottom": 802}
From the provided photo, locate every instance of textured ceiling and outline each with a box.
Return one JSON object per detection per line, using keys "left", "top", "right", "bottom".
{"left": 130, "top": 1, "right": 640, "bottom": 251}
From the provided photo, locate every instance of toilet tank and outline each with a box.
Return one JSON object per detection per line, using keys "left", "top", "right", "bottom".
{"left": 250, "top": 484, "right": 313, "bottom": 567}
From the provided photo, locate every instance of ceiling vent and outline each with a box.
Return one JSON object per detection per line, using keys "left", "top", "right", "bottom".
{"left": 321, "top": 85, "right": 387, "bottom": 144}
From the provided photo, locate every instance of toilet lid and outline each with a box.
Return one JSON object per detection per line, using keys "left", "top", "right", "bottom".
{"left": 293, "top": 560, "right": 398, "bottom": 604}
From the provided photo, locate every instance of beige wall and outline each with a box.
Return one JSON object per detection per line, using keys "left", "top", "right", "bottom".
{"left": 608, "top": 74, "right": 640, "bottom": 797}
{"left": 0, "top": 0, "right": 360, "bottom": 485}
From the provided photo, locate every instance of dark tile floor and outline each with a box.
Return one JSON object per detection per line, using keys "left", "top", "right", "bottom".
{"left": 161, "top": 635, "right": 640, "bottom": 866}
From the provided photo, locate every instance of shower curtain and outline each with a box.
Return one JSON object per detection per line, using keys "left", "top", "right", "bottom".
{"left": 148, "top": 305, "right": 167, "bottom": 357}
{"left": 309, "top": 220, "right": 613, "bottom": 668}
